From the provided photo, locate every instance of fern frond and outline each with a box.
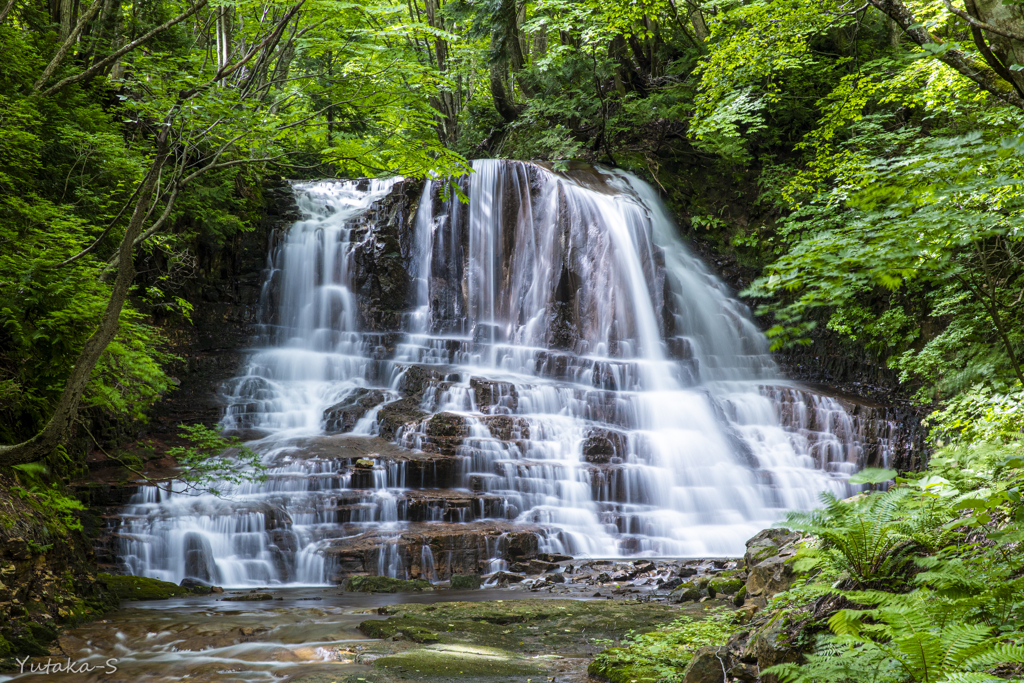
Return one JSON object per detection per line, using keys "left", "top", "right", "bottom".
{"left": 939, "top": 673, "right": 1008, "bottom": 683}
{"left": 963, "top": 642, "right": 1024, "bottom": 667}
{"left": 939, "top": 624, "right": 996, "bottom": 668}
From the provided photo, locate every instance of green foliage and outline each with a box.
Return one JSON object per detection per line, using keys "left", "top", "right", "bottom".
{"left": 164, "top": 424, "right": 267, "bottom": 496}
{"left": 746, "top": 134, "right": 1024, "bottom": 399}
{"left": 588, "top": 608, "right": 738, "bottom": 683}
{"left": 926, "top": 386, "right": 1024, "bottom": 447}
{"left": 768, "top": 437, "right": 1024, "bottom": 682}
{"left": 10, "top": 462, "right": 86, "bottom": 533}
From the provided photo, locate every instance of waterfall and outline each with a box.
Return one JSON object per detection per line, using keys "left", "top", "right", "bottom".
{"left": 114, "top": 162, "right": 896, "bottom": 587}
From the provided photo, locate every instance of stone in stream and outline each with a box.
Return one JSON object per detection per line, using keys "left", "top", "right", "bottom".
{"left": 488, "top": 571, "right": 526, "bottom": 586}
{"left": 449, "top": 574, "right": 482, "bottom": 590}
{"left": 469, "top": 377, "right": 518, "bottom": 414}
{"left": 99, "top": 573, "right": 193, "bottom": 600}
{"left": 222, "top": 592, "right": 274, "bottom": 601}
{"left": 344, "top": 576, "right": 433, "bottom": 593}
{"left": 178, "top": 578, "right": 217, "bottom": 594}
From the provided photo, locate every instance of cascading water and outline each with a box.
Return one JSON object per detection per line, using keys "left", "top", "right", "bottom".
{"left": 114, "top": 162, "right": 896, "bottom": 587}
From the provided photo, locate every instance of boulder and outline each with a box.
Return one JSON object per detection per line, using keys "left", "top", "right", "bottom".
{"left": 526, "top": 559, "right": 558, "bottom": 574}
{"left": 99, "top": 573, "right": 191, "bottom": 600}
{"left": 744, "top": 528, "right": 800, "bottom": 569}
{"left": 323, "top": 388, "right": 387, "bottom": 433}
{"left": 683, "top": 646, "right": 731, "bottom": 683}
{"left": 488, "top": 571, "right": 526, "bottom": 587}
{"left": 344, "top": 576, "right": 432, "bottom": 593}
{"left": 179, "top": 578, "right": 213, "bottom": 594}
{"left": 223, "top": 592, "right": 274, "bottom": 601}
{"left": 708, "top": 576, "right": 745, "bottom": 595}
{"left": 671, "top": 584, "right": 704, "bottom": 603}
{"left": 580, "top": 427, "right": 629, "bottom": 464}
{"left": 537, "top": 552, "right": 572, "bottom": 563}
{"left": 746, "top": 555, "right": 793, "bottom": 601}
{"left": 744, "top": 614, "right": 803, "bottom": 675}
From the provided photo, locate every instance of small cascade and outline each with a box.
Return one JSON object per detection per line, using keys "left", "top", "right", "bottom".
{"left": 112, "top": 162, "right": 907, "bottom": 587}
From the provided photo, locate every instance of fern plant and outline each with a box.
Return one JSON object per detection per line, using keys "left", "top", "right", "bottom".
{"left": 783, "top": 489, "right": 946, "bottom": 586}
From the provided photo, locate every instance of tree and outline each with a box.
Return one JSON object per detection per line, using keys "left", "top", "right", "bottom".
{"left": 0, "top": 0, "right": 469, "bottom": 467}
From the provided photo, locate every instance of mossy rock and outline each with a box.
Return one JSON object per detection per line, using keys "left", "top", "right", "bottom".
{"left": 344, "top": 575, "right": 433, "bottom": 593}
{"left": 98, "top": 573, "right": 191, "bottom": 600}
{"left": 222, "top": 592, "right": 274, "bottom": 601}
{"left": 709, "top": 578, "right": 744, "bottom": 595}
{"left": 2, "top": 620, "right": 57, "bottom": 658}
{"left": 361, "top": 617, "right": 439, "bottom": 643}
{"left": 374, "top": 644, "right": 543, "bottom": 677}
{"left": 671, "top": 584, "right": 703, "bottom": 602}
{"left": 450, "top": 574, "right": 482, "bottom": 590}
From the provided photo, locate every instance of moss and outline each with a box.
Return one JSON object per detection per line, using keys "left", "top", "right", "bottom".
{"left": 374, "top": 644, "right": 544, "bottom": 677}
{"left": 361, "top": 617, "right": 440, "bottom": 643}
{"left": 587, "top": 648, "right": 668, "bottom": 683}
{"left": 98, "top": 573, "right": 192, "bottom": 600}
{"left": 360, "top": 598, "right": 682, "bottom": 659}
{"left": 709, "top": 578, "right": 745, "bottom": 594}
{"left": 588, "top": 608, "right": 738, "bottom": 683}
{"left": 450, "top": 574, "right": 482, "bottom": 590}
{"left": 344, "top": 575, "right": 433, "bottom": 593}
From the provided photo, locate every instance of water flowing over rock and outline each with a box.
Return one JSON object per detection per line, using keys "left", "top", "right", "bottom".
{"left": 111, "top": 161, "right": 914, "bottom": 587}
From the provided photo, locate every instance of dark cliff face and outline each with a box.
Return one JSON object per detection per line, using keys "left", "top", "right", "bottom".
{"left": 350, "top": 178, "right": 424, "bottom": 331}
{"left": 139, "top": 180, "right": 300, "bottom": 438}
{"left": 140, "top": 178, "right": 425, "bottom": 436}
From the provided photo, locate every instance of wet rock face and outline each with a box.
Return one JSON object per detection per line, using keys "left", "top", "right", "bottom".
{"left": 322, "top": 388, "right": 387, "bottom": 433}
{"left": 347, "top": 179, "right": 423, "bottom": 331}
{"left": 377, "top": 398, "right": 428, "bottom": 441}
{"left": 323, "top": 522, "right": 542, "bottom": 581}
{"left": 581, "top": 427, "right": 629, "bottom": 464}
{"left": 470, "top": 377, "right": 518, "bottom": 414}
{"left": 761, "top": 385, "right": 924, "bottom": 472}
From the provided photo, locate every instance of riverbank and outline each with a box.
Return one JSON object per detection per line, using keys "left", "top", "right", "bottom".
{"left": 0, "top": 584, "right": 733, "bottom": 683}
{"left": 0, "top": 526, "right": 809, "bottom": 682}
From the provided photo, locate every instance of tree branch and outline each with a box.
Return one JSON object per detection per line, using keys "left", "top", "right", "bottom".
{"left": 942, "top": 0, "right": 1024, "bottom": 41}
{"left": 0, "top": 141, "right": 170, "bottom": 468}
{"left": 33, "top": 0, "right": 104, "bottom": 91}
{"left": 867, "top": 0, "right": 1024, "bottom": 110}
{"left": 0, "top": 0, "right": 18, "bottom": 25}
{"left": 39, "top": 0, "right": 209, "bottom": 97}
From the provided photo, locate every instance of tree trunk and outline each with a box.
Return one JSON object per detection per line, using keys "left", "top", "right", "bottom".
{"left": 59, "top": 0, "right": 77, "bottom": 39}
{"left": 868, "top": 0, "right": 1024, "bottom": 109}
{"left": 489, "top": 34, "right": 519, "bottom": 123}
{"left": 0, "top": 147, "right": 168, "bottom": 469}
